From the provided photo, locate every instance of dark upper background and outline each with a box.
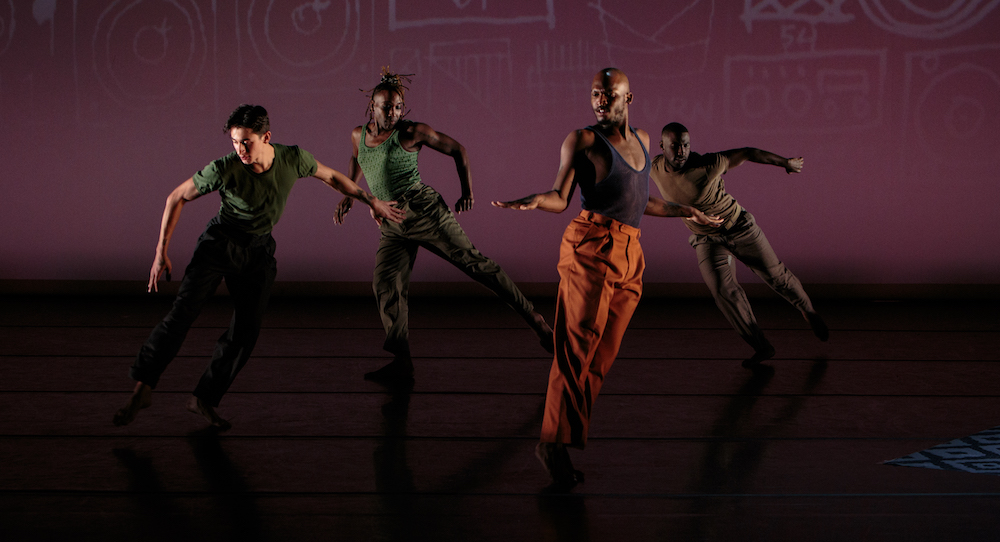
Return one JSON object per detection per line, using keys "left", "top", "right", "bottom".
{"left": 2, "top": 0, "right": 997, "bottom": 285}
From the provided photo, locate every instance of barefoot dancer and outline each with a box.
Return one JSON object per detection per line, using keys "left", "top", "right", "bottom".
{"left": 650, "top": 122, "right": 828, "bottom": 368}
{"left": 493, "top": 69, "right": 721, "bottom": 489}
{"left": 113, "top": 104, "right": 404, "bottom": 428}
{"left": 334, "top": 68, "right": 553, "bottom": 382}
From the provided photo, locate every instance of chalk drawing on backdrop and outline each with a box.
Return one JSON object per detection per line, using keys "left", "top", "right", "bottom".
{"left": 589, "top": 0, "right": 714, "bottom": 80}
{"left": 389, "top": 0, "right": 555, "bottom": 31}
{"left": 526, "top": 40, "right": 606, "bottom": 121}
{"left": 91, "top": 0, "right": 207, "bottom": 108}
{"left": 240, "top": 0, "right": 361, "bottom": 88}
{"left": 0, "top": 0, "right": 15, "bottom": 57}
{"left": 857, "top": 0, "right": 1000, "bottom": 39}
{"left": 34, "top": 0, "right": 57, "bottom": 56}
{"left": 724, "top": 50, "right": 886, "bottom": 134}
{"left": 901, "top": 44, "right": 1000, "bottom": 167}
{"left": 427, "top": 39, "right": 512, "bottom": 122}
{"left": 740, "top": 0, "right": 854, "bottom": 33}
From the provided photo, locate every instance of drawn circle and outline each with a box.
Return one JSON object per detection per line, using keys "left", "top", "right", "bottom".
{"left": 857, "top": 0, "right": 1000, "bottom": 39}
{"left": 92, "top": 0, "right": 207, "bottom": 107}
{"left": 913, "top": 63, "right": 1000, "bottom": 162}
{"left": 943, "top": 96, "right": 985, "bottom": 139}
{"left": 133, "top": 24, "right": 170, "bottom": 64}
{"left": 246, "top": 0, "right": 360, "bottom": 81}
{"left": 0, "top": 0, "right": 14, "bottom": 57}
{"left": 781, "top": 83, "right": 812, "bottom": 118}
{"left": 739, "top": 85, "right": 771, "bottom": 119}
{"left": 920, "top": 53, "right": 941, "bottom": 74}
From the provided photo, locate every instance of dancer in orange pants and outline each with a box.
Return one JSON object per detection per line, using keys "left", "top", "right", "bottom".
{"left": 494, "top": 69, "right": 721, "bottom": 489}
{"left": 541, "top": 211, "right": 644, "bottom": 446}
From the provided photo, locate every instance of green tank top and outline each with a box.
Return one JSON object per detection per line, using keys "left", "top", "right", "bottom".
{"left": 356, "top": 126, "right": 422, "bottom": 201}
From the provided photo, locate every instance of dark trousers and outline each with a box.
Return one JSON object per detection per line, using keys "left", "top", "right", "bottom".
{"left": 689, "top": 210, "right": 814, "bottom": 353}
{"left": 373, "top": 183, "right": 535, "bottom": 357}
{"left": 130, "top": 218, "right": 278, "bottom": 407}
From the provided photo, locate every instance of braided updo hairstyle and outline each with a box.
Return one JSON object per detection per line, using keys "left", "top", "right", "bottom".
{"left": 364, "top": 66, "right": 413, "bottom": 123}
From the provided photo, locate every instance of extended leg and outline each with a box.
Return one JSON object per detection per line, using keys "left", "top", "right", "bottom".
{"left": 692, "top": 236, "right": 774, "bottom": 367}
{"left": 728, "top": 213, "right": 828, "bottom": 342}
{"left": 415, "top": 191, "right": 552, "bottom": 352}
{"left": 115, "top": 233, "right": 226, "bottom": 426}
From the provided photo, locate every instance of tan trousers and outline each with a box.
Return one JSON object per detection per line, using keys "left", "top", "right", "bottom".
{"left": 689, "top": 210, "right": 814, "bottom": 353}
{"left": 541, "top": 211, "right": 644, "bottom": 448}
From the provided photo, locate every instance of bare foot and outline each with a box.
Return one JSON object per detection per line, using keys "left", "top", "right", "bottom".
{"left": 186, "top": 396, "right": 231, "bottom": 430}
{"left": 530, "top": 311, "right": 554, "bottom": 354}
{"left": 112, "top": 382, "right": 152, "bottom": 426}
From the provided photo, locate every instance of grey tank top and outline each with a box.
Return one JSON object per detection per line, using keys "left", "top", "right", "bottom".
{"left": 579, "top": 126, "right": 650, "bottom": 228}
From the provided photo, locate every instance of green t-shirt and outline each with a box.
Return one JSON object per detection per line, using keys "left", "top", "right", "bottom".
{"left": 192, "top": 144, "right": 318, "bottom": 235}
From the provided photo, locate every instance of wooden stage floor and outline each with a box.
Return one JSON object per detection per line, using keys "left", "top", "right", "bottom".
{"left": 2, "top": 292, "right": 999, "bottom": 541}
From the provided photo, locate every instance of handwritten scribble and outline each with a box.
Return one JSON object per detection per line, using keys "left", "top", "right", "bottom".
{"left": 902, "top": 44, "right": 1000, "bottom": 165}
{"left": 526, "top": 40, "right": 605, "bottom": 120}
{"left": 589, "top": 0, "right": 713, "bottom": 80}
{"left": 133, "top": 19, "right": 171, "bottom": 64}
{"left": 243, "top": 0, "right": 359, "bottom": 81}
{"left": 724, "top": 50, "right": 886, "bottom": 133}
{"left": 291, "top": 0, "right": 330, "bottom": 36}
{"left": 741, "top": 0, "right": 853, "bottom": 33}
{"left": 91, "top": 0, "right": 207, "bottom": 107}
{"left": 427, "top": 39, "right": 512, "bottom": 121}
{"left": 857, "top": 0, "right": 1000, "bottom": 39}
{"left": 389, "top": 0, "right": 555, "bottom": 30}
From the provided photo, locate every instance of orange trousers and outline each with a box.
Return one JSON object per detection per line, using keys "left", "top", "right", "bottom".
{"left": 540, "top": 211, "right": 645, "bottom": 448}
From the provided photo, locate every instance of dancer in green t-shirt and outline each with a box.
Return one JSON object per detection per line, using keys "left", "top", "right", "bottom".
{"left": 113, "top": 104, "right": 405, "bottom": 429}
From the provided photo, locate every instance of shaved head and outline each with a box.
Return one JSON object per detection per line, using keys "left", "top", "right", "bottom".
{"left": 591, "top": 68, "right": 632, "bottom": 129}
{"left": 662, "top": 122, "right": 689, "bottom": 138}
{"left": 593, "top": 67, "right": 630, "bottom": 92}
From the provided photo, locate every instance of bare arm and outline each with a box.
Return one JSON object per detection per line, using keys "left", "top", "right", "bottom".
{"left": 314, "top": 160, "right": 406, "bottom": 225}
{"left": 148, "top": 178, "right": 202, "bottom": 292}
{"left": 334, "top": 128, "right": 366, "bottom": 225}
{"left": 491, "top": 131, "right": 584, "bottom": 213}
{"left": 412, "top": 123, "right": 474, "bottom": 213}
{"left": 721, "top": 148, "right": 803, "bottom": 174}
{"left": 645, "top": 196, "right": 723, "bottom": 227}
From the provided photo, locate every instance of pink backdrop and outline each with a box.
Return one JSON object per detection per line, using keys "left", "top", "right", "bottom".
{"left": 2, "top": 0, "right": 999, "bottom": 285}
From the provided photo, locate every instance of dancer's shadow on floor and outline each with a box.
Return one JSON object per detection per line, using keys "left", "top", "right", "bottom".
{"left": 112, "top": 447, "right": 196, "bottom": 540}
{"left": 670, "top": 357, "right": 828, "bottom": 539}
{"left": 187, "top": 427, "right": 265, "bottom": 541}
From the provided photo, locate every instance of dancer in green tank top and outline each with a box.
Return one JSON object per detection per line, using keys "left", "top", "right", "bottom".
{"left": 335, "top": 68, "right": 554, "bottom": 381}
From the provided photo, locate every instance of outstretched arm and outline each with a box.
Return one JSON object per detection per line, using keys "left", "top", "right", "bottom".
{"left": 491, "top": 131, "right": 582, "bottom": 213}
{"left": 722, "top": 148, "right": 803, "bottom": 174}
{"left": 413, "top": 123, "right": 474, "bottom": 213}
{"left": 314, "top": 161, "right": 406, "bottom": 225}
{"left": 148, "top": 178, "right": 202, "bottom": 292}
{"left": 334, "top": 128, "right": 365, "bottom": 225}
{"left": 645, "top": 197, "right": 723, "bottom": 227}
